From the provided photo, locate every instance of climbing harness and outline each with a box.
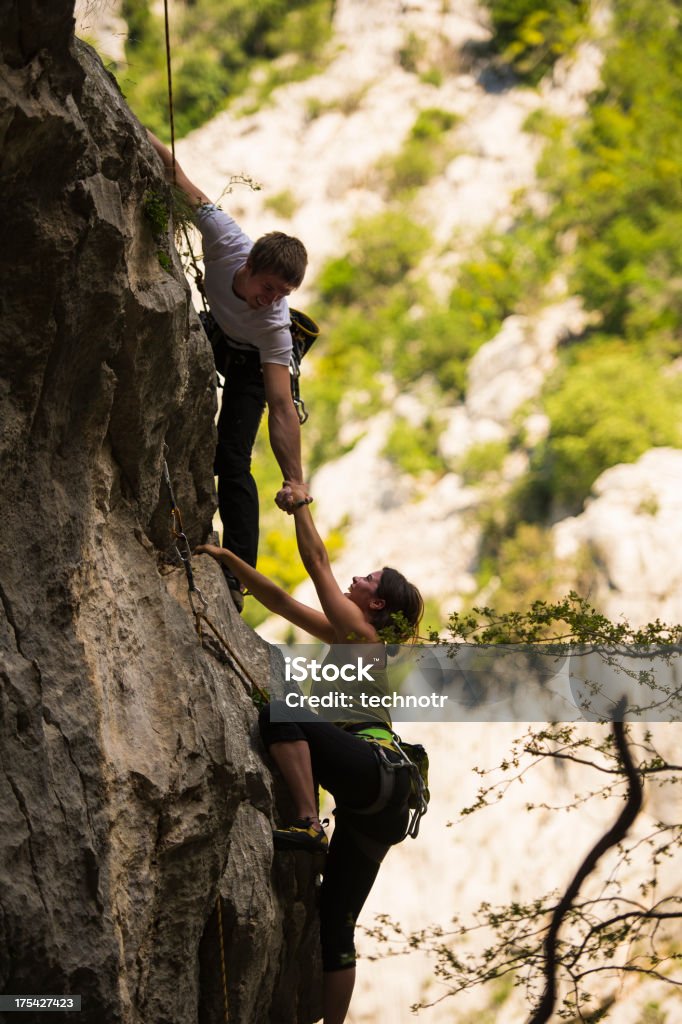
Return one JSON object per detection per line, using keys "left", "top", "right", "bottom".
{"left": 198, "top": 308, "right": 319, "bottom": 424}
{"left": 348, "top": 724, "right": 430, "bottom": 839}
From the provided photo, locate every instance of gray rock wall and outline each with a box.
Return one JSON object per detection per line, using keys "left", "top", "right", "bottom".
{"left": 0, "top": 3, "right": 320, "bottom": 1020}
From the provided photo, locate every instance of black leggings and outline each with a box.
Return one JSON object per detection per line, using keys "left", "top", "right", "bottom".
{"left": 259, "top": 702, "right": 410, "bottom": 971}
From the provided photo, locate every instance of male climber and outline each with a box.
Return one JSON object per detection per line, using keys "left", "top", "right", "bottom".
{"left": 147, "top": 131, "right": 311, "bottom": 609}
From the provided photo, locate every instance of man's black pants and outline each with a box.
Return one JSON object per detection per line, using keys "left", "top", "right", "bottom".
{"left": 214, "top": 349, "right": 266, "bottom": 568}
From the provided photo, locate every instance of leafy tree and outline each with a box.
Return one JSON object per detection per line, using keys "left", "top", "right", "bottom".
{"left": 112, "top": 0, "right": 333, "bottom": 137}
{"left": 383, "top": 416, "right": 446, "bottom": 476}
{"left": 366, "top": 597, "right": 682, "bottom": 1023}
{"left": 543, "top": 0, "right": 682, "bottom": 352}
{"left": 317, "top": 211, "right": 432, "bottom": 307}
{"left": 528, "top": 347, "right": 682, "bottom": 513}
{"left": 481, "top": 0, "right": 591, "bottom": 83}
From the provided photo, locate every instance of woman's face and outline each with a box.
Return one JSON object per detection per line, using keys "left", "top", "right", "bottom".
{"left": 346, "top": 570, "right": 383, "bottom": 613}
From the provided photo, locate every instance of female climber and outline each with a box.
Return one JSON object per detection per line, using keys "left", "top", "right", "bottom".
{"left": 196, "top": 480, "right": 423, "bottom": 1024}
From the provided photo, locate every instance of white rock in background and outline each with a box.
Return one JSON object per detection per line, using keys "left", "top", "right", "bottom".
{"left": 466, "top": 296, "right": 586, "bottom": 424}
{"left": 553, "top": 448, "right": 682, "bottom": 626}
{"left": 439, "top": 297, "right": 586, "bottom": 462}
{"left": 307, "top": 412, "right": 416, "bottom": 534}
{"left": 438, "top": 406, "right": 507, "bottom": 462}
{"left": 74, "top": 0, "right": 127, "bottom": 63}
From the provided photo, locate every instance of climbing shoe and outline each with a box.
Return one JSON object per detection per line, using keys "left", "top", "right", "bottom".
{"left": 221, "top": 567, "right": 244, "bottom": 613}
{"left": 273, "top": 818, "right": 329, "bottom": 853}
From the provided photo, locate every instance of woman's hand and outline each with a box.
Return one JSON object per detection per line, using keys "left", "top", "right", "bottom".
{"left": 195, "top": 543, "right": 225, "bottom": 559}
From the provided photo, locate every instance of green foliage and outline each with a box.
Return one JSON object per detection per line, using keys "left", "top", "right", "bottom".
{"left": 122, "top": 0, "right": 151, "bottom": 49}
{"left": 526, "top": 347, "right": 682, "bottom": 513}
{"left": 263, "top": 189, "right": 299, "bottom": 219}
{"left": 450, "top": 216, "right": 556, "bottom": 334}
{"left": 397, "top": 30, "right": 427, "bottom": 73}
{"left": 383, "top": 417, "right": 446, "bottom": 476}
{"left": 317, "top": 211, "right": 433, "bottom": 306}
{"left": 142, "top": 188, "right": 169, "bottom": 237}
{"left": 419, "top": 67, "right": 444, "bottom": 88}
{"left": 309, "top": 201, "right": 555, "bottom": 462}
{"left": 549, "top": 0, "right": 682, "bottom": 353}
{"left": 411, "top": 107, "right": 458, "bottom": 140}
{"left": 458, "top": 440, "right": 509, "bottom": 484}
{"left": 637, "top": 1004, "right": 668, "bottom": 1024}
{"left": 477, "top": 523, "right": 562, "bottom": 615}
{"left": 443, "top": 591, "right": 682, "bottom": 646}
{"left": 380, "top": 143, "right": 439, "bottom": 197}
{"left": 482, "top": 0, "right": 591, "bottom": 83}
{"left": 366, "top": 593, "right": 682, "bottom": 1021}
{"left": 304, "top": 85, "right": 369, "bottom": 122}
{"left": 143, "top": 189, "right": 173, "bottom": 270}
{"left": 112, "top": 0, "right": 333, "bottom": 138}
{"left": 378, "top": 108, "right": 459, "bottom": 198}
{"left": 475, "top": 0, "right": 682, "bottom": 601}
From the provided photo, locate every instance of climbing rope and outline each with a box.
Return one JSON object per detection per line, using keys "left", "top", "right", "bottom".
{"left": 181, "top": 223, "right": 209, "bottom": 313}
{"left": 161, "top": 447, "right": 270, "bottom": 709}
{"left": 194, "top": 609, "right": 270, "bottom": 709}
{"left": 162, "top": 0, "right": 176, "bottom": 178}
{"left": 162, "top": 450, "right": 209, "bottom": 622}
{"left": 161, "top": 0, "right": 209, "bottom": 312}
{"left": 161, "top": 446, "right": 275, "bottom": 1023}
{"left": 216, "top": 896, "right": 229, "bottom": 1023}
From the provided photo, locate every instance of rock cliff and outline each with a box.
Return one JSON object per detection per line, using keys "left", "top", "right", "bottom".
{"left": 0, "top": 3, "right": 320, "bottom": 1021}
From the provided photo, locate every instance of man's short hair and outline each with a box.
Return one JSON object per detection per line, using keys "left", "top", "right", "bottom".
{"left": 249, "top": 231, "right": 308, "bottom": 288}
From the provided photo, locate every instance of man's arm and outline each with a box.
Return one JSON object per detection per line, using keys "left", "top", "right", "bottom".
{"left": 261, "top": 362, "right": 307, "bottom": 486}
{"left": 146, "top": 130, "right": 211, "bottom": 207}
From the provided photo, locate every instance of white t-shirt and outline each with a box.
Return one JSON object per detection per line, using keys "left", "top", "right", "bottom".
{"left": 194, "top": 204, "right": 292, "bottom": 367}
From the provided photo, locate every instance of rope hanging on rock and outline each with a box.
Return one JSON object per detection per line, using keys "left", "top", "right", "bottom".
{"left": 161, "top": 0, "right": 208, "bottom": 313}
{"left": 158, "top": 20, "right": 268, "bottom": 706}
{"left": 216, "top": 896, "right": 229, "bottom": 1024}
{"left": 161, "top": 448, "right": 270, "bottom": 709}
{"left": 162, "top": 451, "right": 208, "bottom": 621}
{"left": 162, "top": 0, "right": 176, "bottom": 176}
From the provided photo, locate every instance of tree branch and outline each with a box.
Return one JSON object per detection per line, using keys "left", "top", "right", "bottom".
{"left": 527, "top": 703, "right": 643, "bottom": 1024}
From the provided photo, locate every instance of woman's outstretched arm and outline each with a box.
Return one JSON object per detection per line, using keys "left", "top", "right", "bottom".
{"left": 278, "top": 486, "right": 378, "bottom": 644}
{"left": 195, "top": 544, "right": 336, "bottom": 643}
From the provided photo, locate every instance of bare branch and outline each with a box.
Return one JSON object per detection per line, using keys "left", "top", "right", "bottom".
{"left": 527, "top": 707, "right": 643, "bottom": 1024}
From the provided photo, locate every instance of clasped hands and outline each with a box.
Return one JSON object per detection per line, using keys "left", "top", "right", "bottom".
{"left": 275, "top": 480, "right": 313, "bottom": 514}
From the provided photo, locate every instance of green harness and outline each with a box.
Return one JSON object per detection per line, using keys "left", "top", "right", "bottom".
{"left": 352, "top": 724, "right": 430, "bottom": 839}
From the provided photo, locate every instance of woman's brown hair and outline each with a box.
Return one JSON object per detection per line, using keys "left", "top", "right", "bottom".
{"left": 371, "top": 567, "right": 423, "bottom": 642}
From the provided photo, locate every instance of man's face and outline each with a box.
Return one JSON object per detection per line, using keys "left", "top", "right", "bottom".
{"left": 238, "top": 263, "right": 293, "bottom": 310}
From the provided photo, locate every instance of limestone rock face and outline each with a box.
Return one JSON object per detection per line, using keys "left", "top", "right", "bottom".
{"left": 553, "top": 448, "right": 682, "bottom": 627}
{"left": 0, "top": 3, "right": 320, "bottom": 1021}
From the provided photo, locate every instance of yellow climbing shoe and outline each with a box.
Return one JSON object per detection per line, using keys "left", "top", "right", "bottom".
{"left": 273, "top": 817, "right": 329, "bottom": 853}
